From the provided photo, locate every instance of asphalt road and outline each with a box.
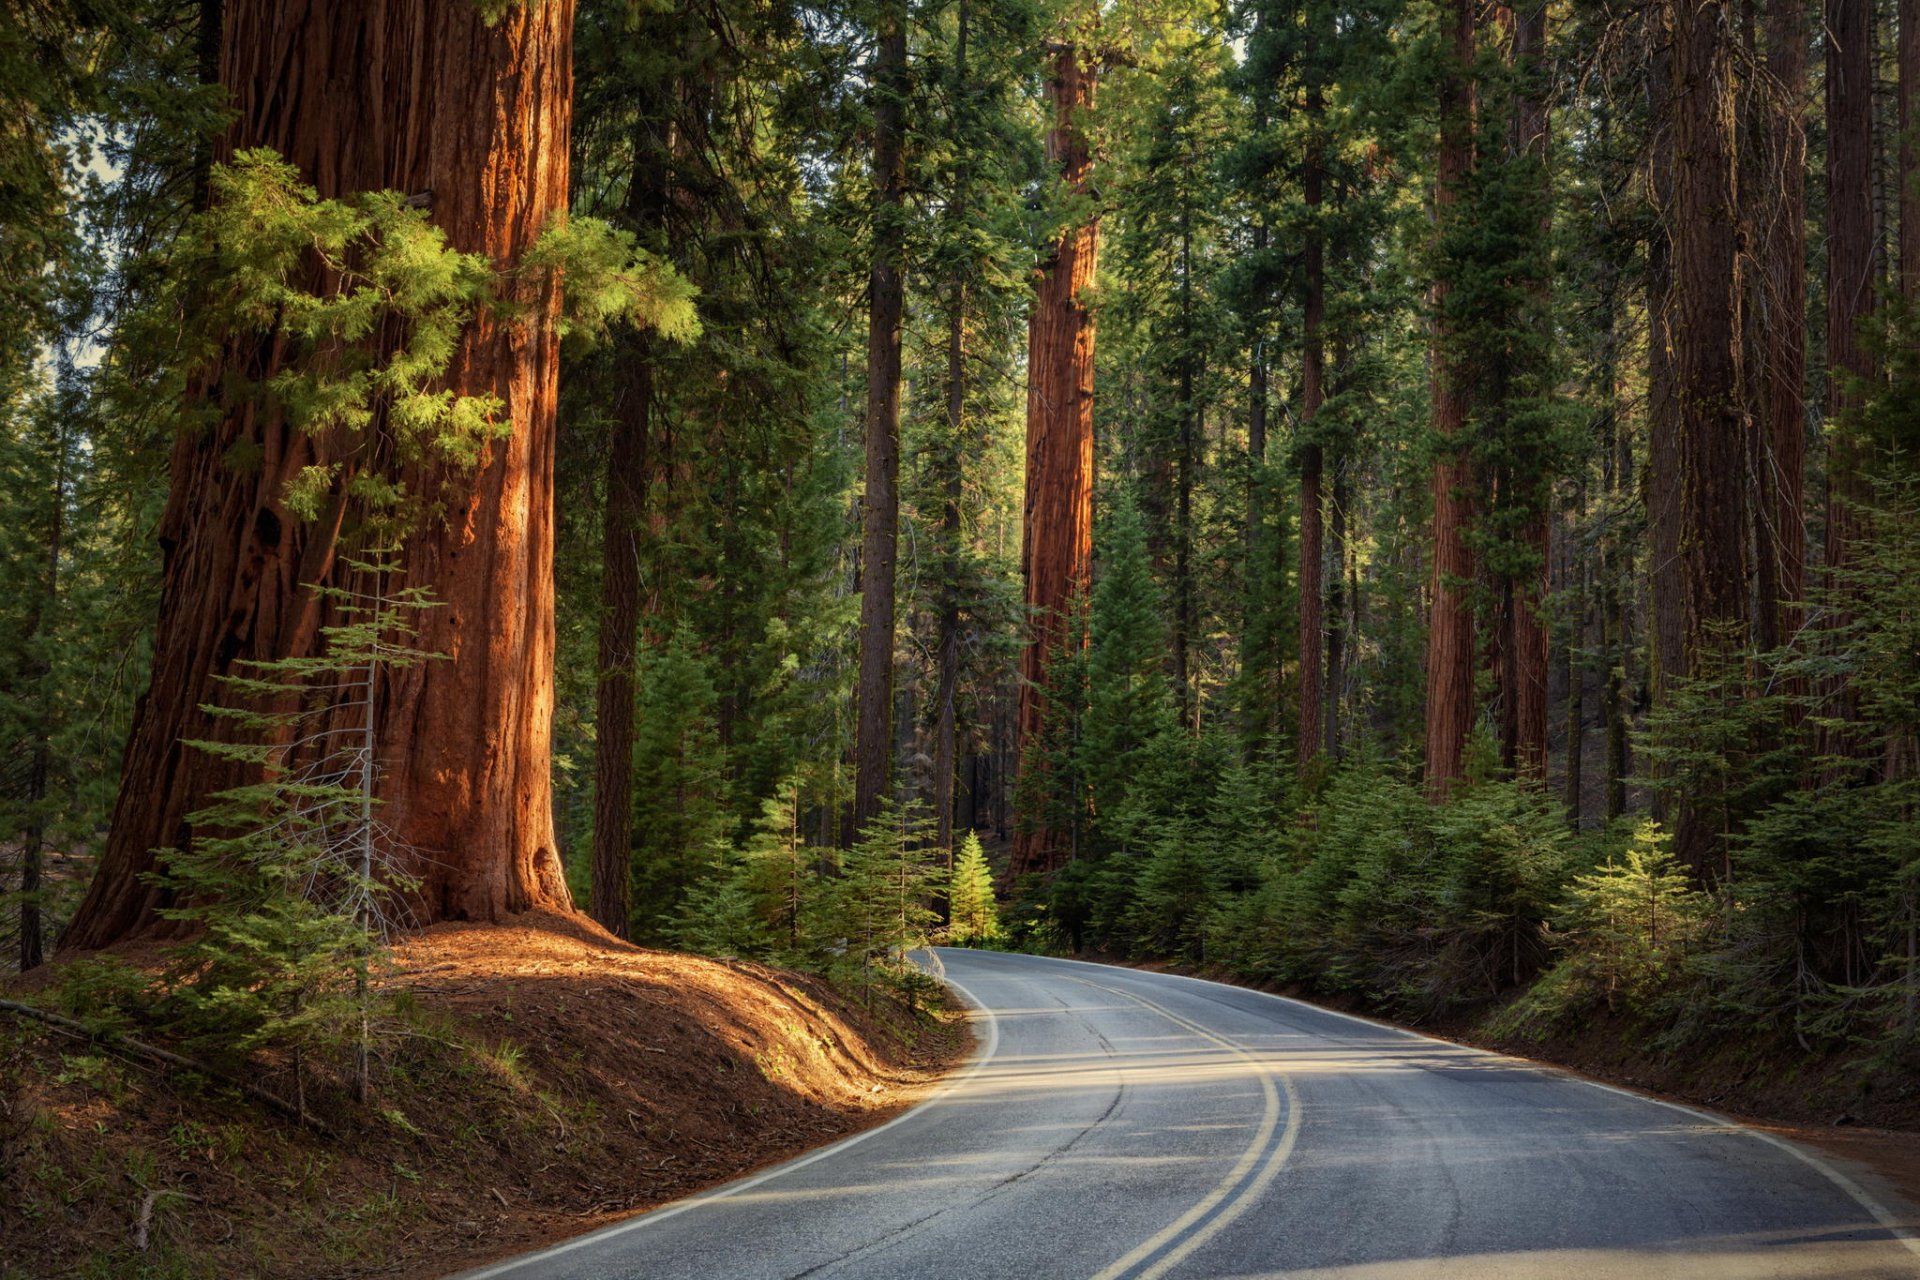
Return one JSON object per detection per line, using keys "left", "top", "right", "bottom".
{"left": 457, "top": 948, "right": 1920, "bottom": 1280}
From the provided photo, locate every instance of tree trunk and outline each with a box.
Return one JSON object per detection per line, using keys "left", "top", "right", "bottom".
{"left": 932, "top": 0, "right": 972, "bottom": 858}
{"left": 1299, "top": 70, "right": 1327, "bottom": 771}
{"left": 1756, "top": 0, "right": 1807, "bottom": 651}
{"left": 1904, "top": 0, "right": 1920, "bottom": 299}
{"left": 1670, "top": 0, "right": 1749, "bottom": 875}
{"left": 1508, "top": 0, "right": 1552, "bottom": 782}
{"left": 63, "top": 0, "right": 578, "bottom": 950}
{"left": 590, "top": 344, "right": 652, "bottom": 938}
{"left": 589, "top": 80, "right": 675, "bottom": 939}
{"left": 1425, "top": 0, "right": 1476, "bottom": 801}
{"left": 1646, "top": 20, "right": 1685, "bottom": 719}
{"left": 1825, "top": 0, "right": 1873, "bottom": 585}
{"left": 1011, "top": 44, "right": 1099, "bottom": 879}
{"left": 1326, "top": 447, "right": 1348, "bottom": 759}
{"left": 854, "top": 4, "right": 908, "bottom": 838}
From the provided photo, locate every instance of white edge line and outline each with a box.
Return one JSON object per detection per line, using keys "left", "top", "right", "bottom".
{"left": 1017, "top": 949, "right": 1920, "bottom": 1260}
{"left": 448, "top": 960, "right": 1003, "bottom": 1280}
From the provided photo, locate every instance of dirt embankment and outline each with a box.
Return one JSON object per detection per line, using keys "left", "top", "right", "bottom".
{"left": 0, "top": 912, "right": 969, "bottom": 1280}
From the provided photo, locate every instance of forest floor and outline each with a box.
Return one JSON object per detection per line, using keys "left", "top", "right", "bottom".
{"left": 1105, "top": 954, "right": 1920, "bottom": 1220}
{"left": 0, "top": 911, "right": 970, "bottom": 1280}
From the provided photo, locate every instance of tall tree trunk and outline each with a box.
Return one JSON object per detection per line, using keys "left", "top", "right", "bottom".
{"left": 1508, "top": 0, "right": 1552, "bottom": 782}
{"left": 854, "top": 4, "right": 908, "bottom": 838}
{"left": 1326, "top": 447, "right": 1348, "bottom": 758}
{"left": 1825, "top": 0, "right": 1873, "bottom": 584}
{"left": 1646, "top": 21, "right": 1685, "bottom": 721}
{"left": 1564, "top": 538, "right": 1585, "bottom": 828}
{"left": 18, "top": 423, "right": 64, "bottom": 972}
{"left": 589, "top": 84, "right": 673, "bottom": 939}
{"left": 933, "top": 0, "right": 972, "bottom": 857}
{"left": 1298, "top": 70, "right": 1327, "bottom": 771}
{"left": 1011, "top": 43, "right": 1099, "bottom": 879}
{"left": 1425, "top": 0, "right": 1477, "bottom": 800}
{"left": 590, "top": 345, "right": 652, "bottom": 938}
{"left": 1903, "top": 0, "right": 1920, "bottom": 299}
{"left": 1174, "top": 217, "right": 1196, "bottom": 730}
{"left": 63, "top": 0, "right": 579, "bottom": 949}
{"left": 1670, "top": 0, "right": 1749, "bottom": 876}
{"left": 1756, "top": 0, "right": 1807, "bottom": 651}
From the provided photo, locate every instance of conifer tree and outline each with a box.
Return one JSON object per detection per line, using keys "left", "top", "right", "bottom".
{"left": 946, "top": 831, "right": 1001, "bottom": 945}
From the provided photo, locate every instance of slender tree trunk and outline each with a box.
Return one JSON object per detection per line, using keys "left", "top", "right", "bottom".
{"left": 1299, "top": 70, "right": 1327, "bottom": 771}
{"left": 1756, "top": 0, "right": 1807, "bottom": 650}
{"left": 1564, "top": 541, "right": 1585, "bottom": 828}
{"left": 1509, "top": 0, "right": 1552, "bottom": 782}
{"left": 1425, "top": 0, "right": 1477, "bottom": 800}
{"left": 854, "top": 4, "right": 908, "bottom": 838}
{"left": 1903, "top": 0, "right": 1920, "bottom": 299}
{"left": 931, "top": 0, "right": 974, "bottom": 858}
{"left": 1825, "top": 0, "right": 1873, "bottom": 584}
{"left": 18, "top": 428, "right": 64, "bottom": 972}
{"left": 590, "top": 345, "right": 652, "bottom": 938}
{"left": 1326, "top": 448, "right": 1348, "bottom": 759}
{"left": 1011, "top": 44, "right": 1099, "bottom": 878}
{"left": 589, "top": 86, "right": 674, "bottom": 939}
{"left": 1604, "top": 346, "right": 1632, "bottom": 820}
{"left": 63, "top": 0, "right": 579, "bottom": 949}
{"left": 1174, "top": 217, "right": 1196, "bottom": 730}
{"left": 1646, "top": 21, "right": 1685, "bottom": 719}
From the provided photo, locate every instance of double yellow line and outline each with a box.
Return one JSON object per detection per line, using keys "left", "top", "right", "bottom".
{"left": 1078, "top": 979, "right": 1303, "bottom": 1280}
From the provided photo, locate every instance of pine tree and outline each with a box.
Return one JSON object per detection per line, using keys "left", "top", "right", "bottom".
{"left": 946, "top": 831, "right": 1001, "bottom": 946}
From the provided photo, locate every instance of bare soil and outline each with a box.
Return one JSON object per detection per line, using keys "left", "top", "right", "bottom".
{"left": 0, "top": 911, "right": 969, "bottom": 1280}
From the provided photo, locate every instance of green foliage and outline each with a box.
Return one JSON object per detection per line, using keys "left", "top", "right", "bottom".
{"left": 143, "top": 560, "right": 434, "bottom": 1090}
{"left": 1557, "top": 822, "right": 1707, "bottom": 1010}
{"left": 523, "top": 214, "right": 701, "bottom": 346}
{"left": 813, "top": 803, "right": 942, "bottom": 995}
{"left": 627, "top": 630, "right": 732, "bottom": 944}
{"left": 945, "top": 832, "right": 1001, "bottom": 947}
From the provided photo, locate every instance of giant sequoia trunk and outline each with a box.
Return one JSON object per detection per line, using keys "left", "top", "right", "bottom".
{"left": 1011, "top": 44, "right": 1098, "bottom": 879}
{"left": 1424, "top": 0, "right": 1476, "bottom": 801}
{"left": 853, "top": 6, "right": 908, "bottom": 838}
{"left": 63, "top": 0, "right": 578, "bottom": 949}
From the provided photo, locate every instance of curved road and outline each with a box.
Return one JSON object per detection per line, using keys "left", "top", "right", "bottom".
{"left": 458, "top": 949, "right": 1920, "bottom": 1279}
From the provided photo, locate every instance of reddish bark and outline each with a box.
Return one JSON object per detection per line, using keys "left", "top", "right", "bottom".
{"left": 1011, "top": 45, "right": 1098, "bottom": 879}
{"left": 853, "top": 7, "right": 908, "bottom": 838}
{"left": 63, "top": 0, "right": 578, "bottom": 949}
{"left": 1425, "top": 0, "right": 1476, "bottom": 801}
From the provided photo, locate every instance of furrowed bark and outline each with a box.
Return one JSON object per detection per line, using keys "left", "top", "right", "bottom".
{"left": 1011, "top": 44, "right": 1098, "bottom": 878}
{"left": 1425, "top": 0, "right": 1477, "bottom": 801}
{"left": 64, "top": 0, "right": 579, "bottom": 948}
